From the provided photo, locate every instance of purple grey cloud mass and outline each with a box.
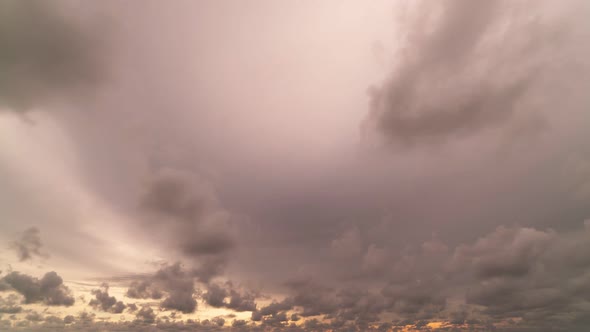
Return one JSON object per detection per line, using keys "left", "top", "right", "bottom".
{"left": 1, "top": 0, "right": 590, "bottom": 331}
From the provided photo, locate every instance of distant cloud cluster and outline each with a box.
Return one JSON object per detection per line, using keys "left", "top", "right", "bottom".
{"left": 89, "top": 283, "right": 126, "bottom": 313}
{"left": 0, "top": 271, "right": 74, "bottom": 306}
{"left": 5, "top": 224, "right": 588, "bottom": 330}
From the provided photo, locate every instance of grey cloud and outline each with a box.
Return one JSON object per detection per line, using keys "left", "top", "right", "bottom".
{"left": 364, "top": 0, "right": 579, "bottom": 146}
{"left": 231, "top": 319, "right": 247, "bottom": 327}
{"left": 452, "top": 226, "right": 554, "bottom": 279}
{"left": 135, "top": 305, "right": 156, "bottom": 324}
{"left": 0, "top": 0, "right": 101, "bottom": 112}
{"left": 126, "top": 303, "right": 138, "bottom": 312}
{"left": 253, "top": 280, "right": 386, "bottom": 326}
{"left": 192, "top": 255, "right": 230, "bottom": 284}
{"left": 456, "top": 226, "right": 590, "bottom": 329}
{"left": 330, "top": 227, "right": 363, "bottom": 259}
{"left": 10, "top": 227, "right": 48, "bottom": 262}
{"left": 203, "top": 283, "right": 257, "bottom": 312}
{"left": 1, "top": 271, "right": 74, "bottom": 306}
{"left": 203, "top": 283, "right": 227, "bottom": 308}
{"left": 252, "top": 299, "right": 293, "bottom": 321}
{"left": 124, "top": 263, "right": 199, "bottom": 314}
{"left": 244, "top": 223, "right": 590, "bottom": 331}
{"left": 227, "top": 289, "right": 257, "bottom": 312}
{"left": 89, "top": 283, "right": 126, "bottom": 313}
{"left": 153, "top": 263, "right": 197, "bottom": 313}
{"left": 212, "top": 316, "right": 225, "bottom": 327}
{"left": 77, "top": 311, "right": 95, "bottom": 324}
{"left": 2, "top": 1, "right": 590, "bottom": 332}
{"left": 140, "top": 168, "right": 218, "bottom": 224}
{"left": 63, "top": 315, "right": 75, "bottom": 324}
{"left": 0, "top": 294, "right": 22, "bottom": 314}
{"left": 126, "top": 280, "right": 162, "bottom": 300}
{"left": 381, "top": 280, "right": 446, "bottom": 319}
{"left": 140, "top": 168, "right": 235, "bottom": 281}
{"left": 25, "top": 311, "right": 43, "bottom": 322}
{"left": 0, "top": 305, "right": 21, "bottom": 314}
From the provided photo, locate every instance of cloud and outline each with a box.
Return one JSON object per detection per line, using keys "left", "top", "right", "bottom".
{"left": 0, "top": 294, "right": 22, "bottom": 314}
{"left": 2, "top": 1, "right": 590, "bottom": 332}
{"left": 213, "top": 316, "right": 226, "bottom": 327}
{"left": 124, "top": 262, "right": 198, "bottom": 314}
{"left": 126, "top": 303, "right": 138, "bottom": 312}
{"left": 452, "top": 226, "right": 554, "bottom": 279}
{"left": 0, "top": 0, "right": 101, "bottom": 112}
{"left": 1, "top": 271, "right": 74, "bottom": 306}
{"left": 244, "top": 223, "right": 590, "bottom": 330}
{"left": 135, "top": 305, "right": 156, "bottom": 324}
{"left": 202, "top": 283, "right": 227, "bottom": 308}
{"left": 89, "top": 283, "right": 126, "bottom": 313}
{"left": 364, "top": 0, "right": 579, "bottom": 147}
{"left": 154, "top": 263, "right": 198, "bottom": 314}
{"left": 139, "top": 168, "right": 236, "bottom": 282}
{"left": 10, "top": 227, "right": 48, "bottom": 262}
{"left": 203, "top": 282, "right": 257, "bottom": 312}
{"left": 126, "top": 280, "right": 162, "bottom": 300}
{"left": 330, "top": 227, "right": 363, "bottom": 259}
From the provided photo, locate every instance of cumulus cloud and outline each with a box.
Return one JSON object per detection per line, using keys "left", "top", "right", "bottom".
{"left": 203, "top": 282, "right": 257, "bottom": 312}
{"left": 135, "top": 305, "right": 156, "bottom": 324}
{"left": 124, "top": 262, "right": 198, "bottom": 314}
{"left": 126, "top": 280, "right": 162, "bottom": 300}
{"left": 364, "top": 0, "right": 582, "bottom": 146}
{"left": 203, "top": 283, "right": 227, "bottom": 308}
{"left": 0, "top": 294, "right": 22, "bottom": 314}
{"left": 1, "top": 271, "right": 74, "bottom": 306}
{"left": 0, "top": 0, "right": 101, "bottom": 112}
{"left": 10, "top": 227, "right": 48, "bottom": 262}
{"left": 155, "top": 263, "right": 198, "bottom": 313}
{"left": 89, "top": 283, "right": 126, "bottom": 313}
{"left": 243, "top": 223, "right": 590, "bottom": 331}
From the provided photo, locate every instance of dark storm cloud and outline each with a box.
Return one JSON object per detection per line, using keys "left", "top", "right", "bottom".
{"left": 452, "top": 225, "right": 590, "bottom": 329}
{"left": 233, "top": 224, "right": 590, "bottom": 331}
{"left": 2, "top": 1, "right": 589, "bottom": 331}
{"left": 0, "top": 271, "right": 74, "bottom": 306}
{"left": 364, "top": 0, "right": 575, "bottom": 146}
{"left": 0, "top": 0, "right": 101, "bottom": 112}
{"left": 89, "top": 283, "right": 126, "bottom": 313}
{"left": 10, "top": 227, "right": 48, "bottom": 262}
{"left": 139, "top": 168, "right": 236, "bottom": 283}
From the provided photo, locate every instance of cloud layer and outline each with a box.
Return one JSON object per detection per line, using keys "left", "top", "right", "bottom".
{"left": 1, "top": 0, "right": 590, "bottom": 331}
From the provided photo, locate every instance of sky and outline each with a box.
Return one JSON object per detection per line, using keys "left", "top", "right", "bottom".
{"left": 1, "top": 0, "right": 590, "bottom": 331}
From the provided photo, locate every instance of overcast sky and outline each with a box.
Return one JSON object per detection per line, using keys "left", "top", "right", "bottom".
{"left": 1, "top": 1, "right": 590, "bottom": 331}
